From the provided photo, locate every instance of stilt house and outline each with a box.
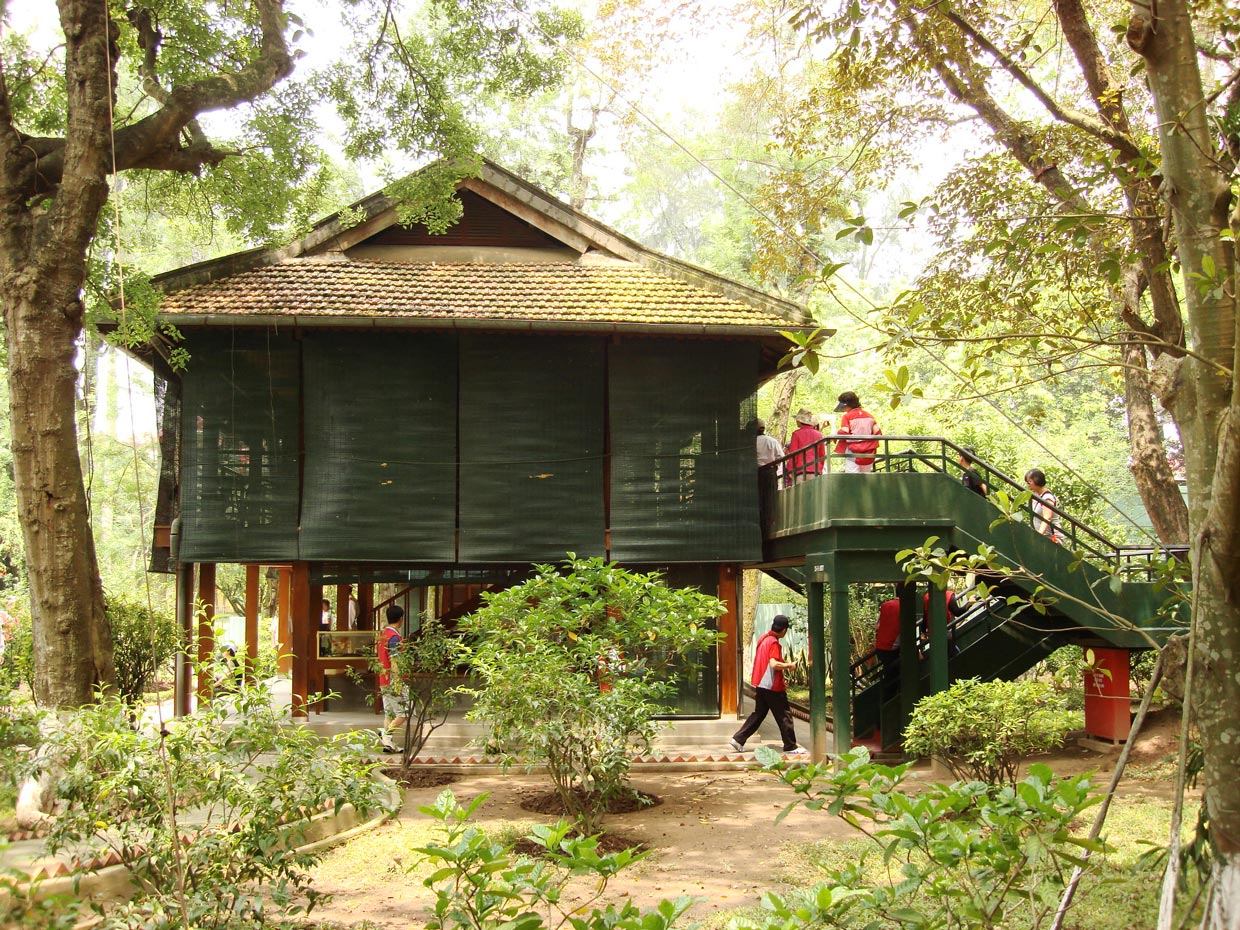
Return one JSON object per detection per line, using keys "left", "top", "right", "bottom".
{"left": 145, "top": 160, "right": 811, "bottom": 719}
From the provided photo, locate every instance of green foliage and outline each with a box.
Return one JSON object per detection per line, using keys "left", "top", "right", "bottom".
{"left": 414, "top": 789, "right": 690, "bottom": 930}
{"left": 903, "top": 678, "right": 1079, "bottom": 786}
{"left": 383, "top": 616, "right": 461, "bottom": 771}
{"left": 0, "top": 685, "right": 41, "bottom": 796}
{"left": 38, "top": 681, "right": 389, "bottom": 929}
{"left": 749, "top": 746, "right": 1105, "bottom": 930}
{"left": 0, "top": 368, "right": 24, "bottom": 591}
{"left": 461, "top": 556, "right": 723, "bottom": 834}
{"left": 105, "top": 594, "right": 183, "bottom": 706}
{"left": 0, "top": 604, "right": 35, "bottom": 695}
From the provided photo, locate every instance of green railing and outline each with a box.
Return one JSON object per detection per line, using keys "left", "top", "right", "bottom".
{"left": 761, "top": 434, "right": 1187, "bottom": 577}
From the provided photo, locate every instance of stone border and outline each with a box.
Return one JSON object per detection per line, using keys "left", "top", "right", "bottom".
{"left": 4, "top": 773, "right": 400, "bottom": 915}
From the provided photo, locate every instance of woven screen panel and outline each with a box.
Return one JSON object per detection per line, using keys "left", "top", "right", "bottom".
{"left": 179, "top": 329, "right": 300, "bottom": 561}
{"left": 609, "top": 339, "right": 761, "bottom": 562}
{"left": 150, "top": 356, "right": 181, "bottom": 573}
{"left": 301, "top": 331, "right": 458, "bottom": 560}
{"left": 458, "top": 333, "right": 606, "bottom": 561}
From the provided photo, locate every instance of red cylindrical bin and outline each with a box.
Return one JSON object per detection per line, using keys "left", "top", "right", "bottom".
{"left": 1083, "top": 648, "right": 1131, "bottom": 742}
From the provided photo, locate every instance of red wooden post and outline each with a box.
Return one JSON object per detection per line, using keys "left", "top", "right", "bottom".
{"left": 244, "top": 564, "right": 260, "bottom": 683}
{"left": 718, "top": 563, "right": 739, "bottom": 715}
{"left": 291, "top": 563, "right": 310, "bottom": 717}
{"left": 276, "top": 567, "right": 292, "bottom": 675}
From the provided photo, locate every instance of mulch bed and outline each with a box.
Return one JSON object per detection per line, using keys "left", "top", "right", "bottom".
{"left": 512, "top": 831, "right": 648, "bottom": 856}
{"left": 510, "top": 786, "right": 661, "bottom": 854}
{"left": 380, "top": 767, "right": 460, "bottom": 789}
{"left": 519, "top": 787, "right": 663, "bottom": 816}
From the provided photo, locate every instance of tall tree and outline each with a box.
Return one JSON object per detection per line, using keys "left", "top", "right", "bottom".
{"left": 0, "top": 0, "right": 579, "bottom": 707}
{"left": 785, "top": 0, "right": 1237, "bottom": 919}
{"left": 783, "top": 0, "right": 1192, "bottom": 544}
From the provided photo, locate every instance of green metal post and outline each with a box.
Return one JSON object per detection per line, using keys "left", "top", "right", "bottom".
{"left": 829, "top": 567, "right": 852, "bottom": 756}
{"left": 897, "top": 583, "right": 919, "bottom": 738}
{"left": 806, "top": 579, "right": 828, "bottom": 761}
{"left": 928, "top": 583, "right": 949, "bottom": 694}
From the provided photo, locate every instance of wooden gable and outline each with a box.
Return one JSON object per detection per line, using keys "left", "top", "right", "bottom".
{"left": 361, "top": 189, "right": 565, "bottom": 250}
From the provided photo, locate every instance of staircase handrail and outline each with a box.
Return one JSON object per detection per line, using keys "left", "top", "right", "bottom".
{"left": 763, "top": 434, "right": 1178, "bottom": 575}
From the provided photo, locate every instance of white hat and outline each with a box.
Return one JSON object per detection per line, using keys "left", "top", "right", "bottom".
{"left": 794, "top": 407, "right": 816, "bottom": 425}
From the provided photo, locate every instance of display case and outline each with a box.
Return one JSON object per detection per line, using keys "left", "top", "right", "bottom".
{"left": 316, "top": 630, "right": 379, "bottom": 660}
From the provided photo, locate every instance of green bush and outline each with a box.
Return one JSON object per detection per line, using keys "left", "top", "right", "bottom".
{"left": 461, "top": 556, "right": 723, "bottom": 834}
{"left": 39, "top": 679, "right": 388, "bottom": 928}
{"left": 750, "top": 746, "right": 1106, "bottom": 930}
{"left": 381, "top": 616, "right": 460, "bottom": 771}
{"left": 0, "top": 603, "right": 34, "bottom": 695}
{"left": 902, "top": 678, "right": 1078, "bottom": 785}
{"left": 414, "top": 789, "right": 689, "bottom": 930}
{"left": 107, "top": 593, "right": 183, "bottom": 705}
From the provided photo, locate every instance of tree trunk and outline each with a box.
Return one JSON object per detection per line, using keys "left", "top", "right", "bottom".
{"left": 768, "top": 369, "right": 803, "bottom": 447}
{"left": 3, "top": 282, "right": 113, "bottom": 706}
{"left": 1122, "top": 343, "right": 1189, "bottom": 544}
{"left": 1131, "top": 1, "right": 1240, "bottom": 925}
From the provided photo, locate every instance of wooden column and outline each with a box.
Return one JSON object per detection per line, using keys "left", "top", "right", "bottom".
{"left": 826, "top": 560, "right": 852, "bottom": 757}
{"left": 927, "top": 584, "right": 950, "bottom": 695}
{"left": 277, "top": 567, "right": 292, "bottom": 675}
{"left": 244, "top": 564, "right": 260, "bottom": 683}
{"left": 807, "top": 573, "right": 829, "bottom": 762}
{"left": 174, "top": 562, "right": 196, "bottom": 717}
{"left": 291, "top": 562, "right": 310, "bottom": 717}
{"left": 335, "top": 584, "right": 349, "bottom": 631}
{"left": 359, "top": 583, "right": 374, "bottom": 630}
{"left": 195, "top": 562, "right": 218, "bottom": 703}
{"left": 309, "top": 579, "right": 324, "bottom": 713}
{"left": 718, "top": 564, "right": 739, "bottom": 715}
{"left": 897, "top": 583, "right": 920, "bottom": 739}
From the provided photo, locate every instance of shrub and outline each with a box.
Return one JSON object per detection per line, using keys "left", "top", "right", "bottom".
{"left": 106, "top": 593, "right": 183, "bottom": 706}
{"left": 38, "top": 679, "right": 389, "bottom": 928}
{"left": 414, "top": 789, "right": 690, "bottom": 930}
{"left": 382, "top": 616, "right": 460, "bottom": 772}
{"left": 902, "top": 677, "right": 1077, "bottom": 785}
{"left": 0, "top": 604, "right": 34, "bottom": 695}
{"left": 461, "top": 556, "right": 723, "bottom": 834}
{"left": 749, "top": 746, "right": 1107, "bottom": 930}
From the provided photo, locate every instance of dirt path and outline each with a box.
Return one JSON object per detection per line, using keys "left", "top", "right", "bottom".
{"left": 310, "top": 766, "right": 865, "bottom": 927}
{"left": 309, "top": 711, "right": 1185, "bottom": 928}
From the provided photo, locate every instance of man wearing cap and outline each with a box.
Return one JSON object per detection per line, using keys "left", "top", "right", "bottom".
{"left": 833, "top": 392, "right": 881, "bottom": 473}
{"left": 377, "top": 605, "right": 408, "bottom": 753}
{"left": 786, "top": 407, "right": 826, "bottom": 483}
{"left": 755, "top": 418, "right": 784, "bottom": 468}
{"left": 729, "top": 614, "right": 804, "bottom": 755}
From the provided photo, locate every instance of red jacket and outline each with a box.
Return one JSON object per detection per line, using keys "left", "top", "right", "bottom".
{"left": 787, "top": 425, "right": 826, "bottom": 476}
{"left": 835, "top": 408, "right": 881, "bottom": 465}
{"left": 751, "top": 631, "right": 787, "bottom": 691}
{"left": 876, "top": 599, "right": 900, "bottom": 652}
{"left": 377, "top": 626, "right": 402, "bottom": 687}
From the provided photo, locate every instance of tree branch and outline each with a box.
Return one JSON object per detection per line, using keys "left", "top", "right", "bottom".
{"left": 26, "top": 0, "right": 293, "bottom": 198}
{"left": 931, "top": 4, "right": 1143, "bottom": 160}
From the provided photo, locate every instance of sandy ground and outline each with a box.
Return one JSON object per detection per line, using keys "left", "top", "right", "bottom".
{"left": 308, "top": 709, "right": 1186, "bottom": 928}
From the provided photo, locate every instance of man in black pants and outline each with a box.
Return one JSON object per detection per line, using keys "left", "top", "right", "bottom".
{"left": 729, "top": 614, "right": 805, "bottom": 755}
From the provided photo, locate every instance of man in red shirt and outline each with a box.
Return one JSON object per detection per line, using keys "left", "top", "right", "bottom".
{"left": 377, "top": 605, "right": 408, "bottom": 753}
{"left": 833, "top": 391, "right": 881, "bottom": 473}
{"left": 786, "top": 407, "right": 826, "bottom": 482}
{"left": 875, "top": 598, "right": 900, "bottom": 667}
{"left": 729, "top": 615, "right": 805, "bottom": 755}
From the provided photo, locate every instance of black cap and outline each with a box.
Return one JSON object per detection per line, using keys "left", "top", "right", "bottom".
{"left": 834, "top": 391, "right": 859, "bottom": 412}
{"left": 770, "top": 614, "right": 790, "bottom": 632}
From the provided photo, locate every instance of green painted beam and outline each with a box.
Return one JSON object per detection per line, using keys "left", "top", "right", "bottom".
{"left": 806, "top": 579, "right": 828, "bottom": 761}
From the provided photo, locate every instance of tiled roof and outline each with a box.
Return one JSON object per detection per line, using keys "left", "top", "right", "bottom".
{"left": 158, "top": 258, "right": 795, "bottom": 330}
